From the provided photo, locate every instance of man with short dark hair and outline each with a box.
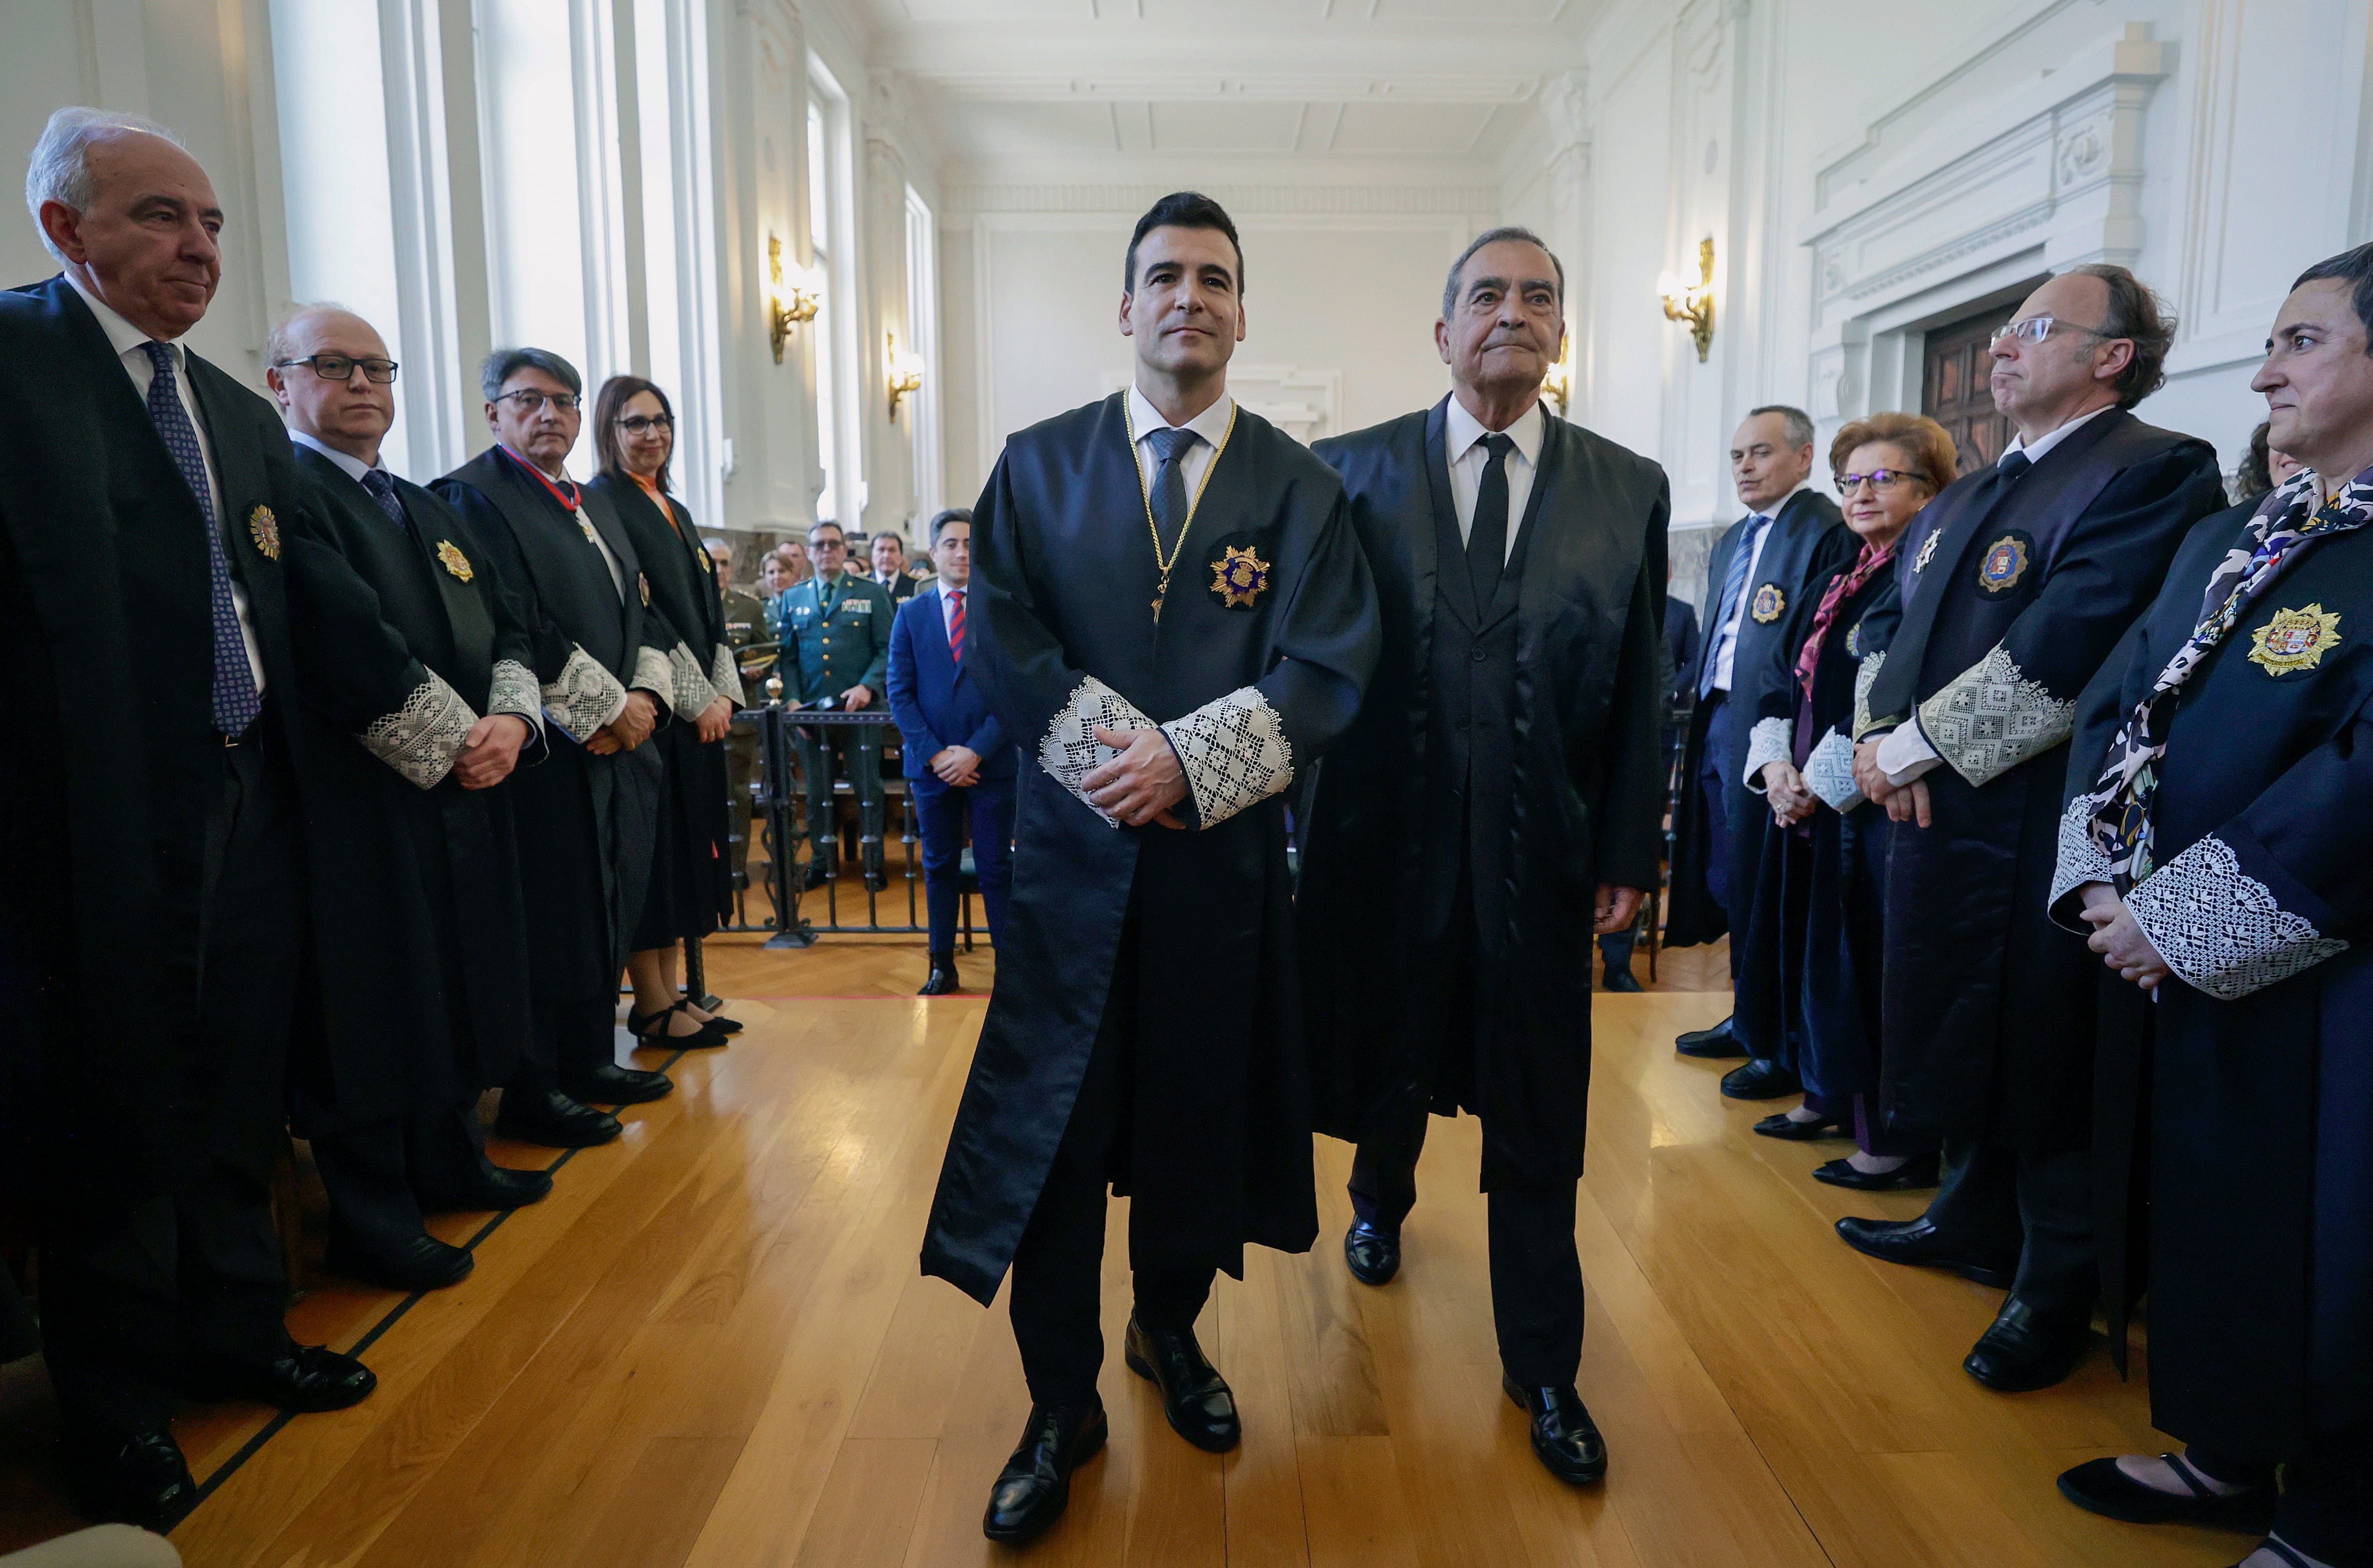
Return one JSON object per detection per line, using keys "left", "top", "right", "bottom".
{"left": 776, "top": 517, "right": 896, "bottom": 890}
{"left": 871, "top": 528, "right": 923, "bottom": 600}
{"left": 919, "top": 190, "right": 1377, "bottom": 1545}
{"left": 1297, "top": 225, "right": 1667, "bottom": 1486}
{"left": 1837, "top": 263, "right": 2226, "bottom": 1393}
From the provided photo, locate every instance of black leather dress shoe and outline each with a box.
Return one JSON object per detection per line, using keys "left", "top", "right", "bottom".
{"left": 562, "top": 1062, "right": 673, "bottom": 1106}
{"left": 1502, "top": 1377, "right": 1608, "bottom": 1485}
{"left": 982, "top": 1401, "right": 1107, "bottom": 1545}
{"left": 1752, "top": 1110, "right": 1840, "bottom": 1141}
{"left": 1965, "top": 1297, "right": 2093, "bottom": 1392}
{"left": 1343, "top": 1219, "right": 1401, "bottom": 1286}
{"left": 187, "top": 1344, "right": 377, "bottom": 1412}
{"left": 1812, "top": 1152, "right": 1942, "bottom": 1192}
{"left": 802, "top": 862, "right": 833, "bottom": 891}
{"left": 1834, "top": 1215, "right": 2017, "bottom": 1288}
{"left": 64, "top": 1428, "right": 198, "bottom": 1532}
{"left": 1123, "top": 1318, "right": 1240, "bottom": 1452}
{"left": 495, "top": 1089, "right": 621, "bottom": 1148}
{"left": 1675, "top": 1016, "right": 1748, "bottom": 1059}
{"left": 419, "top": 1163, "right": 555, "bottom": 1212}
{"left": 1721, "top": 1058, "right": 1801, "bottom": 1099}
{"left": 1601, "top": 963, "right": 1644, "bottom": 993}
{"left": 2056, "top": 1455, "right": 2276, "bottom": 1533}
{"left": 325, "top": 1229, "right": 473, "bottom": 1292}
{"left": 918, "top": 957, "right": 960, "bottom": 995}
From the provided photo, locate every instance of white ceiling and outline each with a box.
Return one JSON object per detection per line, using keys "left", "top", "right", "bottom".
{"left": 861, "top": 0, "right": 1601, "bottom": 182}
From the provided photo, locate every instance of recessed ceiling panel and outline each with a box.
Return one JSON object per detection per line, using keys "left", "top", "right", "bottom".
{"left": 1135, "top": 0, "right": 1335, "bottom": 20}
{"left": 1370, "top": 0, "right": 1577, "bottom": 20}
{"left": 889, "top": 0, "right": 1090, "bottom": 19}
{"left": 944, "top": 101, "right": 1127, "bottom": 157}
{"left": 1326, "top": 101, "right": 1495, "bottom": 154}
{"left": 1148, "top": 101, "right": 1306, "bottom": 152}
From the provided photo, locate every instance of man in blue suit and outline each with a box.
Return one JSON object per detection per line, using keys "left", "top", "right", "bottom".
{"left": 887, "top": 508, "right": 1016, "bottom": 994}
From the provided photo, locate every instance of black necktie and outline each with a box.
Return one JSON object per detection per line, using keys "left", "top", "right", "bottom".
{"left": 1146, "top": 425, "right": 1201, "bottom": 542}
{"left": 360, "top": 467, "right": 408, "bottom": 530}
{"left": 1469, "top": 432, "right": 1516, "bottom": 606}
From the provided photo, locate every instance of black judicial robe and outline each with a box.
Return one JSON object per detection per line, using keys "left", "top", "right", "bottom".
{"left": 1732, "top": 553, "right": 1897, "bottom": 1100}
{"left": 285, "top": 445, "right": 541, "bottom": 1128}
{"left": 1665, "top": 489, "right": 1850, "bottom": 948}
{"left": 434, "top": 448, "right": 669, "bottom": 996}
{"left": 1295, "top": 399, "right": 1669, "bottom": 1184}
{"left": 1859, "top": 409, "right": 2224, "bottom": 1149}
{"left": 919, "top": 394, "right": 1378, "bottom": 1306}
{"left": 2054, "top": 502, "right": 2373, "bottom": 1458}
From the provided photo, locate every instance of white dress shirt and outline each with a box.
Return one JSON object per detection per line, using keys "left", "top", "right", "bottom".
{"left": 1127, "top": 383, "right": 1235, "bottom": 504}
{"left": 289, "top": 427, "right": 381, "bottom": 487}
{"left": 502, "top": 444, "right": 626, "bottom": 600}
{"left": 1445, "top": 395, "right": 1544, "bottom": 565}
{"left": 1709, "top": 480, "right": 1806, "bottom": 693}
{"left": 69, "top": 273, "right": 266, "bottom": 695}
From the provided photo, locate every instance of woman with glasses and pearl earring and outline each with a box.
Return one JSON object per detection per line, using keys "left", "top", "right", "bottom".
{"left": 1733, "top": 414, "right": 1960, "bottom": 1191}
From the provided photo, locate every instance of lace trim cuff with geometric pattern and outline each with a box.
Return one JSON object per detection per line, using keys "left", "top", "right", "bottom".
{"left": 543, "top": 645, "right": 629, "bottom": 742}
{"left": 1039, "top": 676, "right": 1158, "bottom": 827}
{"left": 358, "top": 669, "right": 478, "bottom": 790}
{"left": 632, "top": 644, "right": 675, "bottom": 705}
{"left": 1851, "top": 651, "right": 1890, "bottom": 742}
{"left": 666, "top": 642, "right": 716, "bottom": 718}
{"left": 1161, "top": 685, "right": 1294, "bottom": 829}
{"left": 488, "top": 658, "right": 546, "bottom": 739}
{"left": 1742, "top": 715, "right": 1792, "bottom": 792}
{"left": 710, "top": 643, "right": 744, "bottom": 709}
{"left": 2125, "top": 834, "right": 2349, "bottom": 1000}
{"left": 1802, "top": 727, "right": 1863, "bottom": 812}
{"left": 1916, "top": 643, "right": 2076, "bottom": 787}
{"left": 2049, "top": 789, "right": 2115, "bottom": 914}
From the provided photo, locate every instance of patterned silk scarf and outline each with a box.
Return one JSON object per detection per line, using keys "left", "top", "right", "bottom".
{"left": 2085, "top": 465, "right": 2373, "bottom": 888}
{"left": 1794, "top": 538, "right": 1896, "bottom": 701}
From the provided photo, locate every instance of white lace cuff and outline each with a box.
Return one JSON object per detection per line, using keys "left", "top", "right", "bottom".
{"left": 1162, "top": 686, "right": 1295, "bottom": 829}
{"left": 1851, "top": 651, "right": 1888, "bottom": 742}
{"left": 632, "top": 644, "right": 675, "bottom": 702}
{"left": 1803, "top": 728, "right": 1863, "bottom": 812}
{"left": 1917, "top": 644, "right": 2075, "bottom": 787}
{"left": 489, "top": 658, "right": 546, "bottom": 739}
{"left": 1040, "top": 676, "right": 1158, "bottom": 827}
{"left": 2049, "top": 790, "right": 2115, "bottom": 913}
{"left": 666, "top": 642, "right": 717, "bottom": 718}
{"left": 1742, "top": 715, "right": 1792, "bottom": 792}
{"left": 543, "top": 644, "right": 629, "bottom": 742}
{"left": 711, "top": 643, "right": 744, "bottom": 709}
{"left": 2125, "top": 834, "right": 2349, "bottom": 1000}
{"left": 358, "top": 669, "right": 478, "bottom": 790}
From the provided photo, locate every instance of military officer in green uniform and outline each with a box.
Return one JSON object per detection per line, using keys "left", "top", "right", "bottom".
{"left": 709, "top": 540, "right": 768, "bottom": 886}
{"left": 778, "top": 520, "right": 896, "bottom": 890}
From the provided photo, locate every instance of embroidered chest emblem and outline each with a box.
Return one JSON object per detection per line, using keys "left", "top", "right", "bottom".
{"left": 1913, "top": 529, "right": 1942, "bottom": 574}
{"left": 578, "top": 515, "right": 599, "bottom": 546}
{"left": 247, "top": 504, "right": 281, "bottom": 560}
{"left": 1976, "top": 533, "right": 2032, "bottom": 596}
{"left": 435, "top": 540, "right": 474, "bottom": 581}
{"left": 1750, "top": 583, "right": 1785, "bottom": 624}
{"left": 2248, "top": 604, "right": 2341, "bottom": 675}
{"left": 1845, "top": 623, "right": 1862, "bottom": 659}
{"left": 1210, "top": 543, "right": 1273, "bottom": 610}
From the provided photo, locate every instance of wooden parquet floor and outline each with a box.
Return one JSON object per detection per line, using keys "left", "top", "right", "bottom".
{"left": 0, "top": 927, "right": 2238, "bottom": 1567}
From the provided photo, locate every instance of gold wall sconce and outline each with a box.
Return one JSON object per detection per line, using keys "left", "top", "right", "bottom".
{"left": 1658, "top": 237, "right": 1716, "bottom": 363}
{"left": 1540, "top": 351, "right": 1571, "bottom": 414}
{"left": 767, "top": 235, "right": 821, "bottom": 364}
{"left": 885, "top": 331, "right": 924, "bottom": 421}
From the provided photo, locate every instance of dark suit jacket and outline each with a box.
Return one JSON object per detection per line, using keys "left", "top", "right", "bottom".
{"left": 886, "top": 585, "right": 1014, "bottom": 780}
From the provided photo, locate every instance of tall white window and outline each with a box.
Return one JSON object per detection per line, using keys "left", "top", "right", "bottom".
{"left": 808, "top": 97, "right": 837, "bottom": 524}
{"left": 903, "top": 184, "right": 942, "bottom": 521}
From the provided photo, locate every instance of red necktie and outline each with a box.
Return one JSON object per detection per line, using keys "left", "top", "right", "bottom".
{"left": 948, "top": 588, "right": 966, "bottom": 663}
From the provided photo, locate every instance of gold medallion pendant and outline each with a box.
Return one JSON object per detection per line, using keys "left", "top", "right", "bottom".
{"left": 435, "top": 540, "right": 475, "bottom": 582}
{"left": 580, "top": 517, "right": 600, "bottom": 545}
{"left": 247, "top": 504, "right": 281, "bottom": 560}
{"left": 2248, "top": 604, "right": 2341, "bottom": 675}
{"left": 1210, "top": 542, "right": 1272, "bottom": 609}
{"left": 639, "top": 573, "right": 652, "bottom": 606}
{"left": 1750, "top": 582, "right": 1785, "bottom": 623}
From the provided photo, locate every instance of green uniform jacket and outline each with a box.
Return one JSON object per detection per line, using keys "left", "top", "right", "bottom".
{"left": 777, "top": 570, "right": 895, "bottom": 703}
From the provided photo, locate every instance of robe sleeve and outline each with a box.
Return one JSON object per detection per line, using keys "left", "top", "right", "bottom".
{"left": 1847, "top": 577, "right": 1902, "bottom": 742}
{"left": 1904, "top": 445, "right": 2225, "bottom": 789}
{"left": 1585, "top": 481, "right": 1669, "bottom": 891}
{"left": 1744, "top": 552, "right": 1835, "bottom": 791}
{"left": 1159, "top": 485, "right": 1380, "bottom": 831}
{"left": 435, "top": 479, "right": 628, "bottom": 743}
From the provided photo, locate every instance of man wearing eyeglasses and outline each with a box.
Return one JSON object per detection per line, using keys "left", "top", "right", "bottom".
{"left": 1836, "top": 264, "right": 2226, "bottom": 1394}
{"left": 776, "top": 518, "right": 897, "bottom": 892}
{"left": 434, "top": 348, "right": 681, "bottom": 1147}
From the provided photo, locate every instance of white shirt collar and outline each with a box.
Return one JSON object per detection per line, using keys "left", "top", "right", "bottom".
{"left": 1445, "top": 395, "right": 1546, "bottom": 467}
{"left": 289, "top": 427, "right": 380, "bottom": 483}
{"left": 64, "top": 271, "right": 171, "bottom": 362}
{"left": 2006, "top": 402, "right": 2116, "bottom": 466}
{"left": 938, "top": 575, "right": 969, "bottom": 602}
{"left": 1127, "top": 382, "right": 1236, "bottom": 449}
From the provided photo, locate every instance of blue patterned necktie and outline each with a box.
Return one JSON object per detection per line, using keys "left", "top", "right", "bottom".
{"left": 360, "top": 466, "right": 408, "bottom": 530}
{"left": 1700, "top": 512, "right": 1769, "bottom": 698}
{"left": 1146, "top": 425, "right": 1201, "bottom": 542}
{"left": 142, "top": 341, "right": 263, "bottom": 736}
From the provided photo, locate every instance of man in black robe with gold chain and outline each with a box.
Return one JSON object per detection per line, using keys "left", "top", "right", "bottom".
{"left": 1296, "top": 227, "right": 1668, "bottom": 1485}
{"left": 918, "top": 193, "right": 1377, "bottom": 1546}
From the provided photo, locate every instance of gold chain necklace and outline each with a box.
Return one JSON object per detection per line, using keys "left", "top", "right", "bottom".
{"left": 1124, "top": 396, "right": 1237, "bottom": 621}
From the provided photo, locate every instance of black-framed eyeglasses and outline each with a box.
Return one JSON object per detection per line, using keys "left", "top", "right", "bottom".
{"left": 277, "top": 353, "right": 398, "bottom": 384}
{"left": 1990, "top": 315, "right": 2111, "bottom": 349}
{"left": 615, "top": 413, "right": 674, "bottom": 435}
{"left": 1836, "top": 468, "right": 1930, "bottom": 495}
{"left": 495, "top": 388, "right": 581, "bottom": 412}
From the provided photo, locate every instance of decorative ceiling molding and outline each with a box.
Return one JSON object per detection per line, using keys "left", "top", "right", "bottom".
{"left": 945, "top": 183, "right": 1500, "bottom": 215}
{"left": 913, "top": 72, "right": 1539, "bottom": 104}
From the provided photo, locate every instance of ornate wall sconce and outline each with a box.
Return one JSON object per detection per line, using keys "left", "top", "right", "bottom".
{"left": 885, "top": 331, "right": 924, "bottom": 421}
{"left": 767, "top": 234, "right": 821, "bottom": 364}
{"left": 1540, "top": 351, "right": 1571, "bottom": 414}
{"left": 1658, "top": 237, "right": 1716, "bottom": 363}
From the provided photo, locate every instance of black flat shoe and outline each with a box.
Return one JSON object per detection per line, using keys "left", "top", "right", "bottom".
{"left": 562, "top": 1062, "right": 674, "bottom": 1105}
{"left": 187, "top": 1343, "right": 376, "bottom": 1412}
{"left": 918, "top": 958, "right": 960, "bottom": 995}
{"left": 1601, "top": 964, "right": 1644, "bottom": 993}
{"left": 1833, "top": 1215, "right": 2016, "bottom": 1288}
{"left": 982, "top": 1401, "right": 1107, "bottom": 1545}
{"left": 495, "top": 1089, "right": 621, "bottom": 1148}
{"left": 1343, "top": 1218, "right": 1400, "bottom": 1286}
{"left": 2227, "top": 1537, "right": 2319, "bottom": 1567}
{"left": 418, "top": 1163, "right": 555, "bottom": 1212}
{"left": 1502, "top": 1377, "right": 1607, "bottom": 1485}
{"left": 64, "top": 1428, "right": 197, "bottom": 1532}
{"left": 1752, "top": 1111, "right": 1841, "bottom": 1141}
{"left": 701, "top": 1012, "right": 743, "bottom": 1035}
{"left": 802, "top": 863, "right": 833, "bottom": 891}
{"left": 629, "top": 1000, "right": 728, "bottom": 1051}
{"left": 1813, "top": 1152, "right": 1942, "bottom": 1191}
{"left": 2056, "top": 1455, "right": 2276, "bottom": 1533}
{"left": 1965, "top": 1296, "right": 2093, "bottom": 1392}
{"left": 1721, "top": 1058, "right": 1801, "bottom": 1100}
{"left": 1675, "top": 1016, "right": 1748, "bottom": 1059}
{"left": 1123, "top": 1317, "right": 1239, "bottom": 1452}
{"left": 325, "top": 1229, "right": 473, "bottom": 1292}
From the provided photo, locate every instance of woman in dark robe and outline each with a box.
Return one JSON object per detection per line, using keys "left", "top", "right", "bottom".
{"left": 1735, "top": 414, "right": 1957, "bottom": 1189}
{"left": 589, "top": 377, "right": 741, "bottom": 1047}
